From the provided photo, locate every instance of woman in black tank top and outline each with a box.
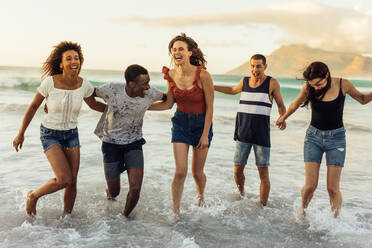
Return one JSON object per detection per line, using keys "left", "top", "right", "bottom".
{"left": 276, "top": 61, "right": 372, "bottom": 219}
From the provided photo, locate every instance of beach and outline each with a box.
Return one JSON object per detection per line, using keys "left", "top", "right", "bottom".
{"left": 1, "top": 66, "right": 372, "bottom": 248}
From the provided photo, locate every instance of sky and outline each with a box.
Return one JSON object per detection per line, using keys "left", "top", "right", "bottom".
{"left": 1, "top": 0, "right": 372, "bottom": 74}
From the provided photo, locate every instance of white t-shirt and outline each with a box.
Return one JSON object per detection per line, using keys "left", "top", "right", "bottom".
{"left": 37, "top": 76, "right": 94, "bottom": 130}
{"left": 94, "top": 83, "right": 164, "bottom": 145}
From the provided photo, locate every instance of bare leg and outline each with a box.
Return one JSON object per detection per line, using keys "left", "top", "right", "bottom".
{"left": 123, "top": 168, "right": 144, "bottom": 217}
{"left": 106, "top": 177, "right": 120, "bottom": 200}
{"left": 191, "top": 146, "right": 209, "bottom": 206}
{"left": 62, "top": 147, "right": 80, "bottom": 214}
{"left": 327, "top": 166, "right": 343, "bottom": 218}
{"left": 26, "top": 145, "right": 73, "bottom": 215}
{"left": 234, "top": 165, "right": 245, "bottom": 196}
{"left": 171, "top": 143, "right": 189, "bottom": 215}
{"left": 299, "top": 162, "right": 320, "bottom": 219}
{"left": 257, "top": 167, "right": 270, "bottom": 206}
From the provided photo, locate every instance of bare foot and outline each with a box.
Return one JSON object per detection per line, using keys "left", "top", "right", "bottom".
{"left": 106, "top": 189, "right": 116, "bottom": 201}
{"left": 26, "top": 191, "right": 37, "bottom": 216}
{"left": 298, "top": 207, "right": 306, "bottom": 220}
{"left": 196, "top": 194, "right": 205, "bottom": 207}
{"left": 332, "top": 208, "right": 341, "bottom": 218}
{"left": 168, "top": 213, "right": 181, "bottom": 225}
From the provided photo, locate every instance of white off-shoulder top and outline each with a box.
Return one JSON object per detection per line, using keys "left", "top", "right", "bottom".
{"left": 37, "top": 76, "right": 94, "bottom": 130}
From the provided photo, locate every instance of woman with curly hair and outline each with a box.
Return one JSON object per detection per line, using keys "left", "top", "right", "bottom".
{"left": 150, "top": 33, "right": 214, "bottom": 217}
{"left": 13, "top": 41, "right": 105, "bottom": 216}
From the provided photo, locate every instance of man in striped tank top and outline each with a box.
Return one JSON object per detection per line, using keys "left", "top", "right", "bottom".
{"left": 215, "top": 54, "right": 286, "bottom": 206}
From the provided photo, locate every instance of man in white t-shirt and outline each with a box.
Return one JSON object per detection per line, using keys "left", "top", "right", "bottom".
{"left": 94, "top": 64, "right": 167, "bottom": 217}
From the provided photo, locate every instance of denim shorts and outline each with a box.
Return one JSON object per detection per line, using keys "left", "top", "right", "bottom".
{"left": 234, "top": 140, "right": 270, "bottom": 167}
{"left": 304, "top": 125, "right": 346, "bottom": 167}
{"left": 171, "top": 109, "right": 213, "bottom": 148}
{"left": 101, "top": 139, "right": 145, "bottom": 181}
{"left": 40, "top": 124, "right": 80, "bottom": 152}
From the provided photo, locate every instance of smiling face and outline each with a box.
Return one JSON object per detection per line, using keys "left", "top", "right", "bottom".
{"left": 250, "top": 59, "right": 267, "bottom": 79}
{"left": 171, "top": 41, "right": 192, "bottom": 65}
{"left": 132, "top": 74, "right": 150, "bottom": 98}
{"left": 60, "top": 50, "right": 80, "bottom": 76}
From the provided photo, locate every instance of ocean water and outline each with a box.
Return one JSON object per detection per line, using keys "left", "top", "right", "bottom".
{"left": 0, "top": 66, "right": 372, "bottom": 248}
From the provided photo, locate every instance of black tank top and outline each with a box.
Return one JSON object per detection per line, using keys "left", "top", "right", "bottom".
{"left": 310, "top": 79, "right": 345, "bottom": 130}
{"left": 234, "top": 76, "right": 272, "bottom": 147}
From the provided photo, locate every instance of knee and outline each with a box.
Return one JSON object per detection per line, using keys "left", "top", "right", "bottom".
{"left": 56, "top": 176, "right": 73, "bottom": 188}
{"left": 234, "top": 167, "right": 244, "bottom": 178}
{"left": 327, "top": 186, "right": 339, "bottom": 198}
{"left": 192, "top": 170, "right": 205, "bottom": 180}
{"left": 259, "top": 173, "right": 270, "bottom": 183}
{"left": 109, "top": 188, "right": 120, "bottom": 198}
{"left": 129, "top": 184, "right": 141, "bottom": 197}
{"left": 174, "top": 171, "right": 187, "bottom": 181}
{"left": 302, "top": 184, "right": 317, "bottom": 195}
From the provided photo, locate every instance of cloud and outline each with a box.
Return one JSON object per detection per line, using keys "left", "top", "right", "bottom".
{"left": 110, "top": 0, "right": 372, "bottom": 54}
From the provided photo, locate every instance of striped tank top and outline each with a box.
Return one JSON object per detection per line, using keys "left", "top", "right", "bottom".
{"left": 234, "top": 76, "right": 272, "bottom": 147}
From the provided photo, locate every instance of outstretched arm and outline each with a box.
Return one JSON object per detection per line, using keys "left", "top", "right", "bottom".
{"left": 214, "top": 78, "right": 243, "bottom": 95}
{"left": 13, "top": 92, "right": 45, "bottom": 151}
{"left": 84, "top": 91, "right": 106, "bottom": 112}
{"left": 276, "top": 84, "right": 307, "bottom": 128}
{"left": 271, "top": 79, "right": 287, "bottom": 130}
{"left": 148, "top": 82, "right": 175, "bottom": 110}
{"left": 343, "top": 79, "right": 372, "bottom": 105}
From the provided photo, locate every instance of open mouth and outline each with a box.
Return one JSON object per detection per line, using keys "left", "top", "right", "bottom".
{"left": 174, "top": 56, "right": 183, "bottom": 62}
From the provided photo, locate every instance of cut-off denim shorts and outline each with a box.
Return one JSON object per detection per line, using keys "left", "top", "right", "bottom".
{"left": 234, "top": 140, "right": 270, "bottom": 167}
{"left": 40, "top": 124, "right": 80, "bottom": 152}
{"left": 101, "top": 139, "right": 145, "bottom": 181}
{"left": 304, "top": 125, "right": 346, "bottom": 167}
{"left": 171, "top": 109, "right": 213, "bottom": 148}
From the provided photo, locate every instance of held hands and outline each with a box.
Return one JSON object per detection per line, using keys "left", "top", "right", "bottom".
{"left": 276, "top": 116, "right": 287, "bottom": 130}
{"left": 196, "top": 135, "right": 209, "bottom": 149}
{"left": 13, "top": 133, "right": 24, "bottom": 152}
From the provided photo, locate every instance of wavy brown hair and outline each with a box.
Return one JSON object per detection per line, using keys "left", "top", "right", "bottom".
{"left": 168, "top": 33, "right": 207, "bottom": 67}
{"left": 41, "top": 41, "right": 84, "bottom": 80}
{"left": 301, "top": 61, "right": 331, "bottom": 107}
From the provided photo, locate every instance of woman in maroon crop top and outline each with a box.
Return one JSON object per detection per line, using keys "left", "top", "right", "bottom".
{"left": 276, "top": 61, "right": 372, "bottom": 219}
{"left": 149, "top": 33, "right": 214, "bottom": 217}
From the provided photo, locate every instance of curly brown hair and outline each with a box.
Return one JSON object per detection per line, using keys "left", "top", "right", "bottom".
{"left": 168, "top": 33, "right": 207, "bottom": 67}
{"left": 41, "top": 41, "right": 84, "bottom": 80}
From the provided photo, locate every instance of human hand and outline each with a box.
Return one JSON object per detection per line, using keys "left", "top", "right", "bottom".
{"left": 13, "top": 134, "right": 24, "bottom": 152}
{"left": 196, "top": 135, "right": 209, "bottom": 149}
{"left": 276, "top": 116, "right": 287, "bottom": 130}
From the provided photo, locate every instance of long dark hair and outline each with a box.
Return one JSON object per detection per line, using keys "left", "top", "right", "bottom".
{"left": 168, "top": 33, "right": 207, "bottom": 67}
{"left": 41, "top": 41, "right": 84, "bottom": 80}
{"left": 301, "top": 61, "right": 331, "bottom": 107}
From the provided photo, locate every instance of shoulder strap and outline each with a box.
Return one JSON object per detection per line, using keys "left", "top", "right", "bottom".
{"left": 339, "top": 78, "right": 345, "bottom": 96}
{"left": 162, "top": 66, "right": 176, "bottom": 87}
{"left": 242, "top": 77, "right": 249, "bottom": 91}
{"left": 193, "top": 66, "right": 206, "bottom": 85}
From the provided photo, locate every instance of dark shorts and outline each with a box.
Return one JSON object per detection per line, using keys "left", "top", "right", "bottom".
{"left": 171, "top": 109, "right": 213, "bottom": 147}
{"left": 102, "top": 139, "right": 145, "bottom": 181}
{"left": 304, "top": 125, "right": 346, "bottom": 167}
{"left": 40, "top": 124, "right": 80, "bottom": 152}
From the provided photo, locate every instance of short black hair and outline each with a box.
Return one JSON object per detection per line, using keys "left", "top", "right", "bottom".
{"left": 124, "top": 64, "right": 148, "bottom": 83}
{"left": 250, "top": 54, "right": 266, "bottom": 65}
